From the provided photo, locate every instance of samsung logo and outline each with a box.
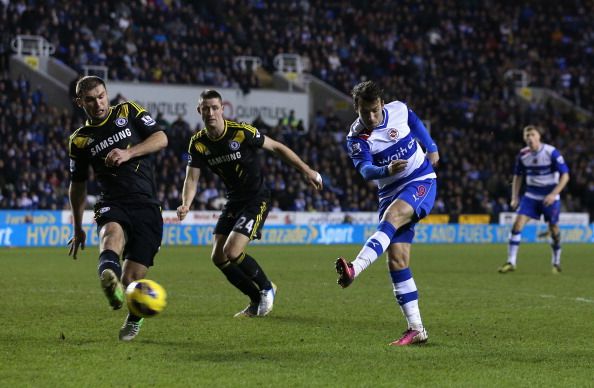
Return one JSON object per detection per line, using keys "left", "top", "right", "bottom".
{"left": 207, "top": 152, "right": 242, "bottom": 166}
{"left": 90, "top": 128, "right": 132, "bottom": 156}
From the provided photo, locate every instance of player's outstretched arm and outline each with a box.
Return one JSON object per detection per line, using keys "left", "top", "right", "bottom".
{"left": 177, "top": 166, "right": 201, "bottom": 221}
{"left": 68, "top": 181, "right": 87, "bottom": 259}
{"left": 262, "top": 136, "right": 323, "bottom": 190}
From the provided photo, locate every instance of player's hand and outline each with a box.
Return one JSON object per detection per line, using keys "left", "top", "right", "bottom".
{"left": 543, "top": 194, "right": 556, "bottom": 206}
{"left": 176, "top": 205, "right": 190, "bottom": 221}
{"left": 427, "top": 151, "right": 439, "bottom": 167}
{"left": 105, "top": 148, "right": 131, "bottom": 167}
{"left": 510, "top": 198, "right": 519, "bottom": 210}
{"left": 387, "top": 159, "right": 407, "bottom": 175}
{"left": 68, "top": 229, "right": 86, "bottom": 260}
{"left": 306, "top": 170, "right": 323, "bottom": 190}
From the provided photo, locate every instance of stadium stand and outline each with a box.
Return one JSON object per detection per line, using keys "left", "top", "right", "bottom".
{"left": 1, "top": 0, "right": 592, "bottom": 220}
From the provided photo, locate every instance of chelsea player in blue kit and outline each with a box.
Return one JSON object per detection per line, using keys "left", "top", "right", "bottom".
{"left": 335, "top": 81, "right": 439, "bottom": 346}
{"left": 498, "top": 125, "right": 570, "bottom": 274}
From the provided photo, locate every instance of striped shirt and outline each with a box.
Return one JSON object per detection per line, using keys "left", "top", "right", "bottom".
{"left": 346, "top": 101, "right": 437, "bottom": 201}
{"left": 514, "top": 143, "right": 569, "bottom": 200}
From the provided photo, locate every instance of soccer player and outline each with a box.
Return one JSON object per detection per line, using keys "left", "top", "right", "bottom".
{"left": 498, "top": 125, "right": 570, "bottom": 274}
{"left": 67, "top": 76, "right": 168, "bottom": 341}
{"left": 176, "top": 89, "right": 323, "bottom": 317}
{"left": 335, "top": 81, "right": 439, "bottom": 346}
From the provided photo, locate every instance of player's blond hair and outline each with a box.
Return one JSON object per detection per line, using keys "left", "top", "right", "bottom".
{"left": 523, "top": 125, "right": 543, "bottom": 135}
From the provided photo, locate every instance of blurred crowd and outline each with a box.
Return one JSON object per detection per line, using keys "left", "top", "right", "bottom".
{"left": 1, "top": 0, "right": 593, "bottom": 221}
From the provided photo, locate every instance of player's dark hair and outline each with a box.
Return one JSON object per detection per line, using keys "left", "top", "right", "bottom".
{"left": 200, "top": 89, "right": 223, "bottom": 103}
{"left": 75, "top": 76, "right": 106, "bottom": 97}
{"left": 351, "top": 81, "right": 384, "bottom": 107}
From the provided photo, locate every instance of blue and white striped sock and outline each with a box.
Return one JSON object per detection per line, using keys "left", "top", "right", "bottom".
{"left": 351, "top": 221, "right": 397, "bottom": 276}
{"left": 507, "top": 230, "right": 521, "bottom": 266}
{"left": 391, "top": 268, "right": 423, "bottom": 330}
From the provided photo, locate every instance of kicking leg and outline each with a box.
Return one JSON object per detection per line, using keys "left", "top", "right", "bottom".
{"left": 336, "top": 200, "right": 413, "bottom": 287}
{"left": 98, "top": 222, "right": 125, "bottom": 310}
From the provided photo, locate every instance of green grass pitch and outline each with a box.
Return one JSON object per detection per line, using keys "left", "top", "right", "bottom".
{"left": 1, "top": 244, "right": 593, "bottom": 387}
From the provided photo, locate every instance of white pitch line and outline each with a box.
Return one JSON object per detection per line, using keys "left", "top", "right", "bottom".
{"left": 539, "top": 294, "right": 594, "bottom": 303}
{"left": 575, "top": 297, "right": 594, "bottom": 303}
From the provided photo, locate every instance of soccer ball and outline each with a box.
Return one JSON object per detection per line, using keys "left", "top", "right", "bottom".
{"left": 125, "top": 279, "right": 167, "bottom": 318}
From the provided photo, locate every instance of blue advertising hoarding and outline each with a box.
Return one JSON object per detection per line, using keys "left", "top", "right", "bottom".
{"left": 1, "top": 223, "right": 593, "bottom": 247}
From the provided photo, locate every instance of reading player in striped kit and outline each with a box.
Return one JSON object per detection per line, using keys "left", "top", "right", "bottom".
{"left": 498, "top": 125, "right": 570, "bottom": 274}
{"left": 335, "top": 81, "right": 439, "bottom": 346}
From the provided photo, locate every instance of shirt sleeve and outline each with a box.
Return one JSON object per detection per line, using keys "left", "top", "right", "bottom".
{"left": 358, "top": 162, "right": 389, "bottom": 180}
{"left": 551, "top": 148, "right": 570, "bottom": 174}
{"left": 408, "top": 109, "right": 438, "bottom": 153}
{"left": 243, "top": 123, "right": 265, "bottom": 147}
{"left": 68, "top": 136, "right": 90, "bottom": 182}
{"left": 129, "top": 101, "right": 163, "bottom": 138}
{"left": 187, "top": 139, "right": 207, "bottom": 169}
{"left": 346, "top": 137, "right": 372, "bottom": 169}
{"left": 513, "top": 154, "right": 524, "bottom": 176}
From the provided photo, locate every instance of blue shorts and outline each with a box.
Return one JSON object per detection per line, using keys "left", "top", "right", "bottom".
{"left": 378, "top": 178, "right": 437, "bottom": 244}
{"left": 517, "top": 196, "right": 561, "bottom": 225}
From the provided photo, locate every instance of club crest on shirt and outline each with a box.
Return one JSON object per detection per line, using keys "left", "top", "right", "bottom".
{"left": 229, "top": 141, "right": 240, "bottom": 151}
{"left": 115, "top": 117, "right": 128, "bottom": 127}
{"left": 350, "top": 142, "right": 361, "bottom": 155}
{"left": 388, "top": 128, "right": 399, "bottom": 140}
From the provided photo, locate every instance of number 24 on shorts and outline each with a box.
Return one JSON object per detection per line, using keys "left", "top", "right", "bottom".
{"left": 236, "top": 217, "right": 255, "bottom": 233}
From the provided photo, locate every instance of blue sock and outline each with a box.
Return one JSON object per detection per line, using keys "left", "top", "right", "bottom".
{"left": 390, "top": 268, "right": 418, "bottom": 306}
{"left": 97, "top": 250, "right": 122, "bottom": 279}
{"left": 390, "top": 268, "right": 422, "bottom": 329}
{"left": 352, "top": 221, "right": 398, "bottom": 275}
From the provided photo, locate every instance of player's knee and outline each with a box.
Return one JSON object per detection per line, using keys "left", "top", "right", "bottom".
{"left": 222, "top": 245, "right": 242, "bottom": 262}
{"left": 211, "top": 252, "right": 227, "bottom": 266}
{"left": 382, "top": 212, "right": 408, "bottom": 230}
{"left": 550, "top": 227, "right": 561, "bottom": 243}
